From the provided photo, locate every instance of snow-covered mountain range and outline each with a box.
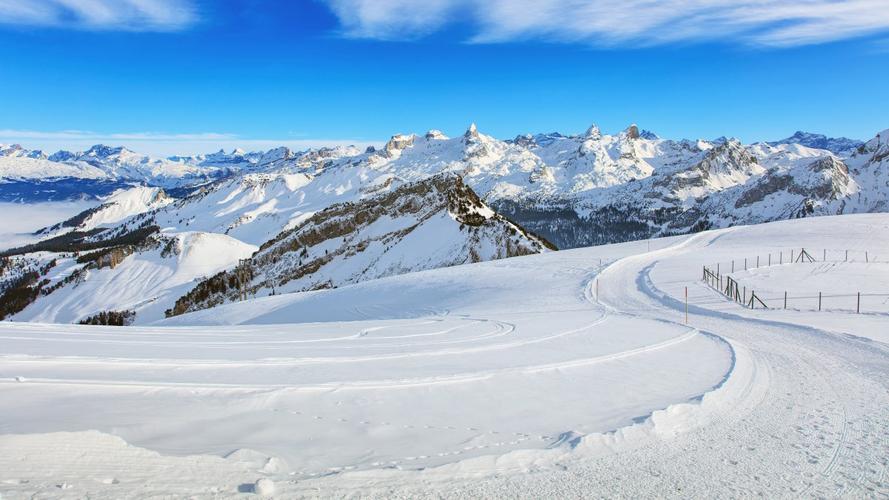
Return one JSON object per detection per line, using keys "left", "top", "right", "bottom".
{"left": 767, "top": 131, "right": 863, "bottom": 154}
{"left": 0, "top": 142, "right": 361, "bottom": 201}
{"left": 1, "top": 124, "right": 887, "bottom": 324}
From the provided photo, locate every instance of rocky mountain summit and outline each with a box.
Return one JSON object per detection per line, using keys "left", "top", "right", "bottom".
{"left": 768, "top": 131, "right": 863, "bottom": 154}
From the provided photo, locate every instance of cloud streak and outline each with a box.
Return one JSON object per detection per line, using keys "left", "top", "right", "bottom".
{"left": 0, "top": 129, "right": 382, "bottom": 157}
{"left": 0, "top": 0, "right": 197, "bottom": 31}
{"left": 321, "top": 0, "right": 889, "bottom": 47}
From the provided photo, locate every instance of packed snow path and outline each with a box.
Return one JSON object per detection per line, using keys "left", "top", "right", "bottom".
{"left": 2, "top": 214, "right": 888, "bottom": 498}
{"left": 341, "top": 214, "right": 888, "bottom": 498}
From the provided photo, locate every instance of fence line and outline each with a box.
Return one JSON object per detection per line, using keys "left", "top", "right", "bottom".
{"left": 701, "top": 247, "right": 889, "bottom": 314}
{"left": 708, "top": 248, "right": 884, "bottom": 276}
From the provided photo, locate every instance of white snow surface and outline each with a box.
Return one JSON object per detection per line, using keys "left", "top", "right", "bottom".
{"left": 0, "top": 155, "right": 108, "bottom": 180}
{"left": 1, "top": 214, "right": 888, "bottom": 497}
{"left": 77, "top": 186, "right": 173, "bottom": 231}
{"left": 10, "top": 231, "right": 257, "bottom": 324}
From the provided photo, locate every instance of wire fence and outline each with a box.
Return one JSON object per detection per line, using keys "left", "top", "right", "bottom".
{"left": 701, "top": 247, "right": 889, "bottom": 314}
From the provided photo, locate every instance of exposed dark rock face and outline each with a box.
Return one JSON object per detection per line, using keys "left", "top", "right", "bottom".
{"left": 625, "top": 124, "right": 640, "bottom": 140}
{"left": 383, "top": 134, "right": 415, "bottom": 158}
{"left": 167, "top": 174, "right": 552, "bottom": 317}
{"left": 768, "top": 131, "right": 863, "bottom": 154}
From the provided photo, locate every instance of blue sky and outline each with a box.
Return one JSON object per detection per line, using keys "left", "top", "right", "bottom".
{"left": 1, "top": 0, "right": 888, "bottom": 155}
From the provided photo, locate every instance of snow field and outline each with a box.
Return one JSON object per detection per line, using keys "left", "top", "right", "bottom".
{"left": 725, "top": 260, "right": 889, "bottom": 313}
{"left": 10, "top": 231, "right": 258, "bottom": 324}
{"left": 1, "top": 214, "right": 888, "bottom": 497}
{"left": 0, "top": 234, "right": 734, "bottom": 494}
{"left": 666, "top": 214, "right": 889, "bottom": 344}
{"left": 343, "top": 213, "right": 888, "bottom": 498}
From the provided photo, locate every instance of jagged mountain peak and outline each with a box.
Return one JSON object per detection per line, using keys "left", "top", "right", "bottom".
{"left": 623, "top": 124, "right": 640, "bottom": 139}
{"left": 84, "top": 144, "right": 131, "bottom": 157}
{"left": 383, "top": 133, "right": 416, "bottom": 157}
{"left": 808, "top": 155, "right": 847, "bottom": 173}
{"left": 465, "top": 122, "right": 480, "bottom": 140}
{"left": 584, "top": 124, "right": 601, "bottom": 139}
{"left": 850, "top": 128, "right": 889, "bottom": 165}
{"left": 512, "top": 133, "right": 536, "bottom": 147}
{"left": 0, "top": 144, "right": 47, "bottom": 160}
{"left": 47, "top": 150, "right": 76, "bottom": 162}
{"left": 257, "top": 146, "right": 295, "bottom": 165}
{"left": 425, "top": 129, "right": 448, "bottom": 140}
{"left": 700, "top": 138, "right": 755, "bottom": 167}
{"left": 769, "top": 131, "right": 863, "bottom": 154}
{"left": 0, "top": 143, "right": 25, "bottom": 156}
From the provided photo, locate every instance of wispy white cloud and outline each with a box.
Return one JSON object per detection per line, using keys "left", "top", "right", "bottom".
{"left": 0, "top": 0, "right": 197, "bottom": 31}
{"left": 321, "top": 0, "right": 889, "bottom": 47}
{"left": 0, "top": 129, "right": 382, "bottom": 157}
{"left": 325, "top": 0, "right": 459, "bottom": 40}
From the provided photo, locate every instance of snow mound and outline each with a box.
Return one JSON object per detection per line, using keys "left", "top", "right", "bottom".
{"left": 253, "top": 478, "right": 275, "bottom": 496}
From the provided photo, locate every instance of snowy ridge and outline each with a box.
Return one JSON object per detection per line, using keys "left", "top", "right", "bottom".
{"left": 35, "top": 186, "right": 173, "bottom": 236}
{"left": 0, "top": 154, "right": 108, "bottom": 181}
{"left": 166, "top": 174, "right": 553, "bottom": 317}
{"left": 767, "top": 131, "right": 863, "bottom": 154}
{"left": 4, "top": 174, "right": 551, "bottom": 323}
{"left": 8, "top": 231, "right": 257, "bottom": 324}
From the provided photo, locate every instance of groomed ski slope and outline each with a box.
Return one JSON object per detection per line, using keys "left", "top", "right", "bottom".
{"left": 2, "top": 214, "right": 888, "bottom": 498}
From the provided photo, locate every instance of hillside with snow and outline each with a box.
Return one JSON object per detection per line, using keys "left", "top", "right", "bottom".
{"left": 2, "top": 124, "right": 889, "bottom": 325}
{"left": 2, "top": 174, "right": 551, "bottom": 324}
{"left": 1, "top": 213, "right": 887, "bottom": 497}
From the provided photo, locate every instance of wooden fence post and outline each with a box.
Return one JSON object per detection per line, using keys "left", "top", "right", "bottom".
{"left": 780, "top": 251, "right": 783, "bottom": 264}
{"left": 744, "top": 258, "right": 747, "bottom": 271}
{"left": 685, "top": 286, "right": 688, "bottom": 324}
{"left": 818, "top": 292, "right": 822, "bottom": 311}
{"left": 784, "top": 291, "right": 787, "bottom": 309}
{"left": 757, "top": 256, "right": 760, "bottom": 268}
{"left": 845, "top": 249, "right": 848, "bottom": 262}
{"left": 823, "top": 249, "right": 826, "bottom": 261}
{"left": 857, "top": 292, "right": 860, "bottom": 314}
{"left": 791, "top": 249, "right": 795, "bottom": 262}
